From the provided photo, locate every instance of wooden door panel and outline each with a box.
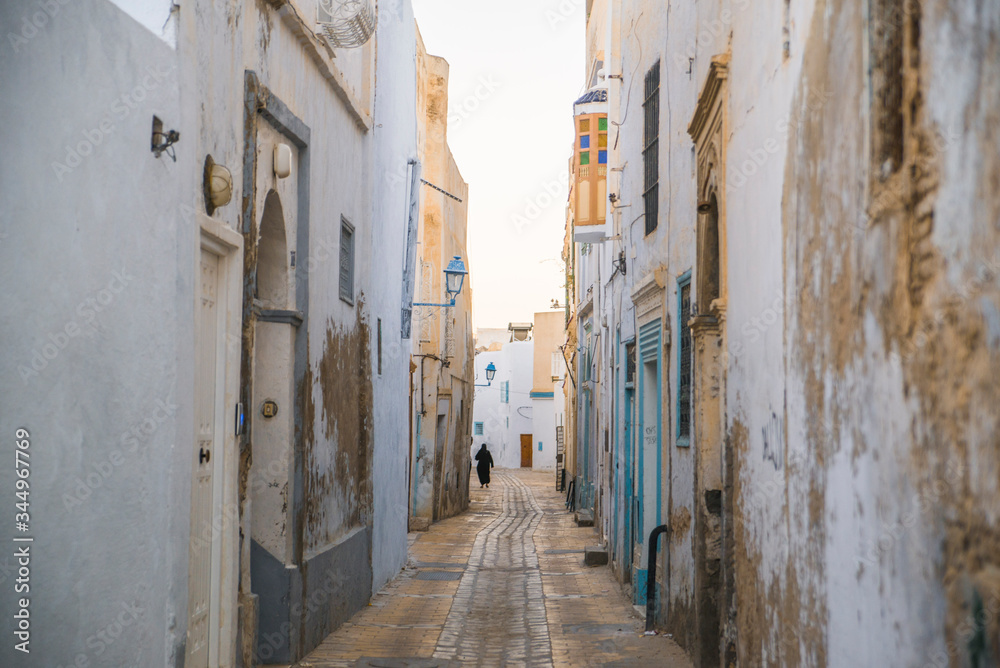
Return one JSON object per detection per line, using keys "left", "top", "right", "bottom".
{"left": 520, "top": 434, "right": 532, "bottom": 468}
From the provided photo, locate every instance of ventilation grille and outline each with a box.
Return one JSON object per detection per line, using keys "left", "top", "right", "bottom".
{"left": 317, "top": 0, "right": 376, "bottom": 49}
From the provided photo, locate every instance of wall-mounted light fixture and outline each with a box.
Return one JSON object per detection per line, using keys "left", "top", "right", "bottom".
{"left": 151, "top": 116, "right": 180, "bottom": 161}
{"left": 412, "top": 256, "right": 468, "bottom": 308}
{"left": 203, "top": 155, "right": 233, "bottom": 215}
{"left": 474, "top": 362, "right": 497, "bottom": 388}
{"left": 274, "top": 143, "right": 292, "bottom": 179}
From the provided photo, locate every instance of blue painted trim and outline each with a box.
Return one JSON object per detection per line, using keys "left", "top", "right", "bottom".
{"left": 676, "top": 271, "right": 692, "bottom": 448}
{"left": 529, "top": 391, "right": 554, "bottom": 398}
{"left": 634, "top": 568, "right": 649, "bottom": 605}
{"left": 657, "top": 326, "right": 663, "bottom": 527}
{"left": 638, "top": 320, "right": 664, "bottom": 532}
{"left": 637, "top": 355, "right": 644, "bottom": 545}
{"left": 613, "top": 330, "right": 620, "bottom": 563}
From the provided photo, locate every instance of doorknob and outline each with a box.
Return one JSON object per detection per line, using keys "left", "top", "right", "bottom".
{"left": 199, "top": 447, "right": 211, "bottom": 464}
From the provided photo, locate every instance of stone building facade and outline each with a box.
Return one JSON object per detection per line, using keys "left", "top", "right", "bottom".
{"left": 565, "top": 0, "right": 1000, "bottom": 666}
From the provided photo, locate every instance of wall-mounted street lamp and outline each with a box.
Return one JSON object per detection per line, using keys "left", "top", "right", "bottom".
{"left": 412, "top": 256, "right": 468, "bottom": 308}
{"left": 475, "top": 362, "right": 497, "bottom": 387}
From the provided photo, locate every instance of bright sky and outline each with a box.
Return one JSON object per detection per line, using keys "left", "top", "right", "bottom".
{"left": 411, "top": 0, "right": 585, "bottom": 330}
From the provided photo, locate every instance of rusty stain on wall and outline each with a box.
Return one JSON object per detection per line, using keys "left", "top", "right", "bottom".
{"left": 307, "top": 299, "right": 374, "bottom": 552}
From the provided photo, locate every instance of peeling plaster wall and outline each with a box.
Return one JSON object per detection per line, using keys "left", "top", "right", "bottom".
{"left": 411, "top": 30, "right": 474, "bottom": 522}
{"left": 723, "top": 0, "right": 1000, "bottom": 666}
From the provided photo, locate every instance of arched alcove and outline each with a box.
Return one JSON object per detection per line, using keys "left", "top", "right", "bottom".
{"left": 257, "top": 190, "right": 288, "bottom": 308}
{"left": 701, "top": 192, "right": 721, "bottom": 307}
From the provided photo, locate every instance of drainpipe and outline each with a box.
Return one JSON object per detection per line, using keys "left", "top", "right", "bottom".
{"left": 645, "top": 524, "right": 670, "bottom": 633}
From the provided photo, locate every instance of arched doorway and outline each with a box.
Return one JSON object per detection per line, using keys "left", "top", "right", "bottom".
{"left": 249, "top": 190, "right": 300, "bottom": 658}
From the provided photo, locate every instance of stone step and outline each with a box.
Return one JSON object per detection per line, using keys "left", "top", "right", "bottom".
{"left": 584, "top": 545, "right": 609, "bottom": 566}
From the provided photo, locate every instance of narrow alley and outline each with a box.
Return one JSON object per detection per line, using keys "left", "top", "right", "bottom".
{"left": 2, "top": 0, "right": 999, "bottom": 666}
{"left": 294, "top": 470, "right": 691, "bottom": 668}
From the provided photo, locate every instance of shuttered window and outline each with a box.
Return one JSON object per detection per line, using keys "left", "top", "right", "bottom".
{"left": 475, "top": 422, "right": 484, "bottom": 436}
{"left": 339, "top": 218, "right": 354, "bottom": 304}
{"left": 643, "top": 61, "right": 660, "bottom": 236}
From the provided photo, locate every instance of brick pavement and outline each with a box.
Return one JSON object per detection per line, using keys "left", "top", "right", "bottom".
{"left": 293, "top": 469, "right": 692, "bottom": 668}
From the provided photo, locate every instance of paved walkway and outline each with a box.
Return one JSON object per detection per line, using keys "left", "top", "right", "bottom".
{"left": 295, "top": 469, "right": 692, "bottom": 667}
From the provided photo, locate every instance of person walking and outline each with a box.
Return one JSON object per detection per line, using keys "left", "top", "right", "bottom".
{"left": 474, "top": 443, "right": 494, "bottom": 488}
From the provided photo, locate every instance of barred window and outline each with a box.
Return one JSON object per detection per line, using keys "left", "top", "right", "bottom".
{"left": 643, "top": 61, "right": 660, "bottom": 235}
{"left": 474, "top": 422, "right": 484, "bottom": 436}
{"left": 678, "top": 277, "right": 692, "bottom": 443}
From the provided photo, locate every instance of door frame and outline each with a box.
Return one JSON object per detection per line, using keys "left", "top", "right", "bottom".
{"left": 195, "top": 212, "right": 243, "bottom": 667}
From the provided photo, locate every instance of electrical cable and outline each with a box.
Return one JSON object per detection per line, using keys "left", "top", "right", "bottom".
{"left": 612, "top": 11, "right": 644, "bottom": 151}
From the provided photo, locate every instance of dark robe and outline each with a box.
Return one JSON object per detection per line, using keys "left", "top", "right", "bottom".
{"left": 475, "top": 447, "right": 494, "bottom": 485}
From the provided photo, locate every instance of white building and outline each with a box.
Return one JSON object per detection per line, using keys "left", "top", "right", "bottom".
{"left": 472, "top": 339, "right": 533, "bottom": 469}
{"left": 0, "top": 0, "right": 420, "bottom": 665}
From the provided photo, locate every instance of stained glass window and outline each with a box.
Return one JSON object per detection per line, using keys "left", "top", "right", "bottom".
{"left": 580, "top": 151, "right": 590, "bottom": 166}
{"left": 598, "top": 117, "right": 608, "bottom": 131}
{"left": 581, "top": 135, "right": 590, "bottom": 149}
{"left": 580, "top": 119, "right": 590, "bottom": 133}
{"left": 598, "top": 151, "right": 608, "bottom": 164}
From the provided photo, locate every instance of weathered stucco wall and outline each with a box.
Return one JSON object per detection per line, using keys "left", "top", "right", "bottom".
{"left": 725, "top": 0, "right": 1000, "bottom": 665}
{"left": 411, "top": 28, "right": 474, "bottom": 522}
{"left": 0, "top": 1, "right": 191, "bottom": 666}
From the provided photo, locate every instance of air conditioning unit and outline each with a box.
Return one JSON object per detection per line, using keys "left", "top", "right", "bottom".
{"left": 317, "top": 0, "right": 375, "bottom": 49}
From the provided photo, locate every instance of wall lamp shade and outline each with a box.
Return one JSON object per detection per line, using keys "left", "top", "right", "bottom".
{"left": 203, "top": 155, "right": 233, "bottom": 215}
{"left": 413, "top": 256, "right": 468, "bottom": 308}
{"left": 274, "top": 143, "right": 292, "bottom": 179}
{"left": 475, "top": 361, "right": 497, "bottom": 387}
{"left": 444, "top": 256, "right": 468, "bottom": 301}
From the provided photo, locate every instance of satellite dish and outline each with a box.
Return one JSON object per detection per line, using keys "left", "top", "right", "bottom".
{"left": 317, "top": 0, "right": 376, "bottom": 49}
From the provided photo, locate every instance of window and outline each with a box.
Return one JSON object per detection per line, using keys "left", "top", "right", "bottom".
{"left": 551, "top": 352, "right": 564, "bottom": 378}
{"left": 579, "top": 119, "right": 590, "bottom": 133}
{"left": 474, "top": 422, "right": 484, "bottom": 436}
{"left": 501, "top": 381, "right": 510, "bottom": 403}
{"left": 598, "top": 117, "right": 607, "bottom": 132}
{"left": 643, "top": 61, "right": 660, "bottom": 235}
{"left": 339, "top": 218, "right": 355, "bottom": 303}
{"left": 626, "top": 343, "right": 636, "bottom": 386}
{"left": 677, "top": 275, "right": 692, "bottom": 444}
{"left": 580, "top": 151, "right": 590, "bottom": 166}
{"left": 581, "top": 135, "right": 591, "bottom": 149}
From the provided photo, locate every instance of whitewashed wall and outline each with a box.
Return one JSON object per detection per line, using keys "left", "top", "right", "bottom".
{"left": 0, "top": 2, "right": 190, "bottom": 666}
{"left": 369, "top": 0, "right": 418, "bottom": 597}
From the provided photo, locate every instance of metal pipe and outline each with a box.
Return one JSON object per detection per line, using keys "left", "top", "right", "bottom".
{"left": 645, "top": 524, "right": 670, "bottom": 632}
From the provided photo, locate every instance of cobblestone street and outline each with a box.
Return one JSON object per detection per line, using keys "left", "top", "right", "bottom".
{"left": 295, "top": 470, "right": 692, "bottom": 667}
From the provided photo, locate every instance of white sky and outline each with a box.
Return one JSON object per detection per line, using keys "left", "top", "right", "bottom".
{"left": 411, "top": 0, "right": 585, "bottom": 330}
